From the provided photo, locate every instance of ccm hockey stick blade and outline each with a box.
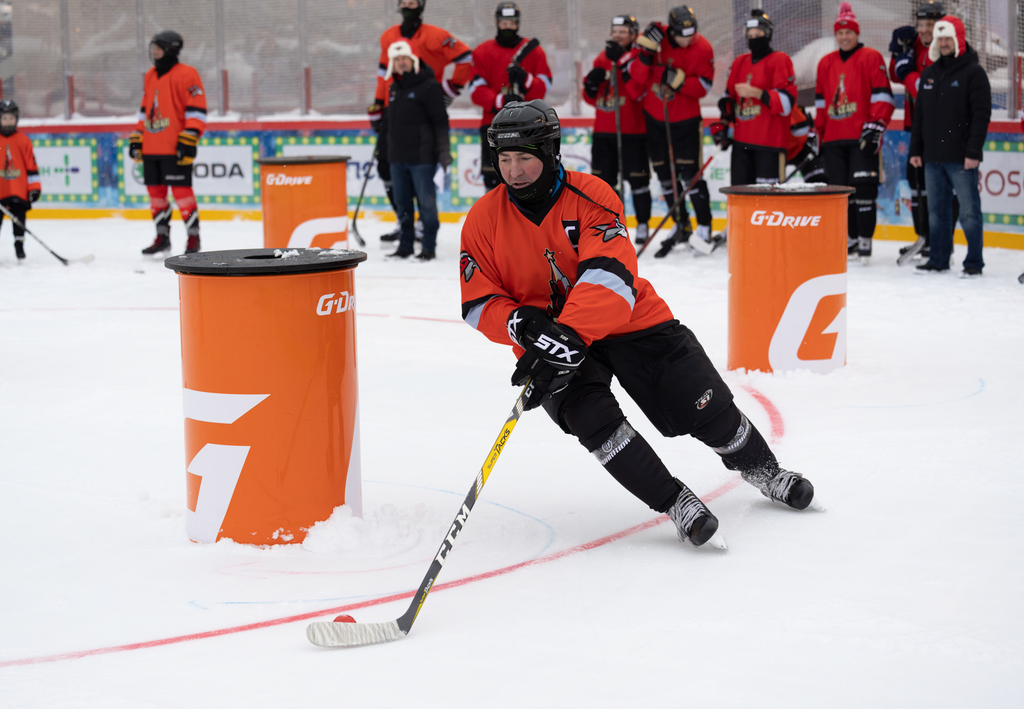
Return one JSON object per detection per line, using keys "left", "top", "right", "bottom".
{"left": 897, "top": 237, "right": 925, "bottom": 266}
{"left": 306, "top": 380, "right": 532, "bottom": 649}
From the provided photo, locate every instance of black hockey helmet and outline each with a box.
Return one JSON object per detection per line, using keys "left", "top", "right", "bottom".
{"left": 746, "top": 9, "right": 773, "bottom": 41}
{"left": 916, "top": 1, "right": 945, "bottom": 20}
{"left": 611, "top": 14, "right": 640, "bottom": 35}
{"left": 151, "top": 30, "right": 184, "bottom": 57}
{"left": 495, "top": 2, "right": 520, "bottom": 24}
{"left": 0, "top": 98, "right": 18, "bottom": 136}
{"left": 487, "top": 99, "right": 561, "bottom": 174}
{"left": 668, "top": 6, "right": 697, "bottom": 38}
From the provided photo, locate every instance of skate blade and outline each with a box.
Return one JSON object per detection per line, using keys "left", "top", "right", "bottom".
{"left": 858, "top": 255, "right": 871, "bottom": 266}
{"left": 687, "top": 234, "right": 715, "bottom": 256}
{"left": 705, "top": 530, "right": 729, "bottom": 550}
{"left": 808, "top": 497, "right": 827, "bottom": 512}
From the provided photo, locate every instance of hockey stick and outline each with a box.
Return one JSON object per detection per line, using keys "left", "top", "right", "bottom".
{"left": 348, "top": 145, "right": 376, "bottom": 248}
{"left": 610, "top": 67, "right": 624, "bottom": 198}
{"left": 637, "top": 150, "right": 717, "bottom": 259}
{"left": 780, "top": 150, "right": 817, "bottom": 185}
{"left": 0, "top": 201, "right": 93, "bottom": 266}
{"left": 661, "top": 92, "right": 681, "bottom": 224}
{"left": 307, "top": 378, "right": 534, "bottom": 648}
{"left": 506, "top": 38, "right": 540, "bottom": 97}
{"left": 897, "top": 164, "right": 926, "bottom": 266}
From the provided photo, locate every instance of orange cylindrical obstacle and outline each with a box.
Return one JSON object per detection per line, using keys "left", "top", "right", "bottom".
{"left": 259, "top": 156, "right": 350, "bottom": 249}
{"left": 723, "top": 185, "right": 854, "bottom": 374}
{"left": 165, "top": 248, "right": 367, "bottom": 544}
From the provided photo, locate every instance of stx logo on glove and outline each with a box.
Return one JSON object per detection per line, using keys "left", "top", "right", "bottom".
{"left": 750, "top": 210, "right": 822, "bottom": 228}
{"left": 533, "top": 333, "right": 581, "bottom": 363}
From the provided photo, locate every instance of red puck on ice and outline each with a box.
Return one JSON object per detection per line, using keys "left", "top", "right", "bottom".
{"left": 333, "top": 614, "right": 356, "bottom": 623}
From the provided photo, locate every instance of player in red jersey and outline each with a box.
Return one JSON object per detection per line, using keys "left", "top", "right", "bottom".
{"left": 460, "top": 100, "right": 818, "bottom": 548}
{"left": 128, "top": 31, "right": 207, "bottom": 256}
{"left": 582, "top": 14, "right": 652, "bottom": 244}
{"left": 369, "top": 0, "right": 473, "bottom": 242}
{"left": 889, "top": 1, "right": 952, "bottom": 262}
{"left": 786, "top": 106, "right": 826, "bottom": 184}
{"left": 629, "top": 6, "right": 715, "bottom": 258}
{"left": 469, "top": 2, "right": 552, "bottom": 191}
{"left": 0, "top": 100, "right": 41, "bottom": 260}
{"left": 815, "top": 2, "right": 895, "bottom": 263}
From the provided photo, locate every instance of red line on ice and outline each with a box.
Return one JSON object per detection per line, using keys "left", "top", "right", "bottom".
{"left": 0, "top": 388, "right": 781, "bottom": 668}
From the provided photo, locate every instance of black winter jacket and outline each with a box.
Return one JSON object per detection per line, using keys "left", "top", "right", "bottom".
{"left": 909, "top": 45, "right": 991, "bottom": 163}
{"left": 386, "top": 64, "right": 450, "bottom": 166}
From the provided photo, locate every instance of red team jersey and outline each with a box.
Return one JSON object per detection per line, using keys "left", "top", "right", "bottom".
{"left": 725, "top": 51, "right": 797, "bottom": 151}
{"left": 459, "top": 171, "right": 674, "bottom": 350}
{"left": 376, "top": 24, "right": 473, "bottom": 107}
{"left": 135, "top": 63, "right": 208, "bottom": 155}
{"left": 582, "top": 48, "right": 647, "bottom": 135}
{"left": 888, "top": 35, "right": 932, "bottom": 131}
{"left": 629, "top": 28, "right": 714, "bottom": 123}
{"left": 469, "top": 38, "right": 552, "bottom": 128}
{"left": 0, "top": 132, "right": 41, "bottom": 202}
{"left": 814, "top": 45, "right": 894, "bottom": 144}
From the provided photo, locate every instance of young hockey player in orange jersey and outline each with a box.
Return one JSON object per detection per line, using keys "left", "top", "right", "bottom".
{"left": 459, "top": 100, "right": 818, "bottom": 548}
{"left": 129, "top": 31, "right": 207, "bottom": 256}
{"left": 0, "top": 100, "right": 41, "bottom": 260}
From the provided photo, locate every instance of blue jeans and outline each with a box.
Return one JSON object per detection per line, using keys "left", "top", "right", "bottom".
{"left": 924, "top": 162, "right": 984, "bottom": 271}
{"left": 390, "top": 163, "right": 439, "bottom": 253}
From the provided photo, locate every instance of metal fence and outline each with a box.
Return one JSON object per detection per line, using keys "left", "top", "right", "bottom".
{"left": 0, "top": 0, "right": 1019, "bottom": 120}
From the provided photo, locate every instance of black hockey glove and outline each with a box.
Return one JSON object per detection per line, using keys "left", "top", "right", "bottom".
{"left": 892, "top": 49, "right": 916, "bottom": 82}
{"left": 176, "top": 130, "right": 199, "bottom": 167}
{"left": 709, "top": 121, "right": 731, "bottom": 149}
{"left": 584, "top": 67, "right": 607, "bottom": 98}
{"left": 889, "top": 25, "right": 916, "bottom": 54}
{"left": 604, "top": 40, "right": 626, "bottom": 62}
{"left": 805, "top": 131, "right": 820, "bottom": 157}
{"left": 507, "top": 64, "right": 530, "bottom": 92}
{"left": 637, "top": 22, "right": 663, "bottom": 55}
{"left": 128, "top": 131, "right": 144, "bottom": 163}
{"left": 859, "top": 121, "right": 885, "bottom": 156}
{"left": 442, "top": 79, "right": 462, "bottom": 108}
{"left": 367, "top": 100, "right": 384, "bottom": 133}
{"left": 719, "top": 96, "right": 736, "bottom": 124}
{"left": 507, "top": 306, "right": 587, "bottom": 411}
{"left": 28, "top": 188, "right": 40, "bottom": 203}
{"left": 662, "top": 68, "right": 685, "bottom": 91}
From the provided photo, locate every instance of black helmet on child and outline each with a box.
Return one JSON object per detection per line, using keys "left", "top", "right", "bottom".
{"left": 668, "top": 6, "right": 697, "bottom": 38}
{"left": 611, "top": 14, "right": 639, "bottom": 35}
{"left": 746, "top": 9, "right": 773, "bottom": 42}
{"left": 0, "top": 99, "right": 18, "bottom": 136}
{"left": 495, "top": 2, "right": 520, "bottom": 24}
{"left": 916, "top": 1, "right": 945, "bottom": 19}
{"left": 397, "top": 0, "right": 426, "bottom": 9}
{"left": 151, "top": 30, "right": 184, "bottom": 57}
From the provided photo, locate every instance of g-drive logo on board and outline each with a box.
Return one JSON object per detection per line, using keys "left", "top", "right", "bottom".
{"left": 750, "top": 210, "right": 821, "bottom": 228}
{"left": 266, "top": 173, "right": 313, "bottom": 186}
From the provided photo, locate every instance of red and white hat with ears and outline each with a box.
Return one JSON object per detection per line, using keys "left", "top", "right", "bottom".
{"left": 929, "top": 15, "right": 966, "bottom": 61}
{"left": 384, "top": 40, "right": 420, "bottom": 81}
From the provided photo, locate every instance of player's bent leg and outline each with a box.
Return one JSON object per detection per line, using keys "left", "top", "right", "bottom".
{"left": 171, "top": 186, "right": 200, "bottom": 254}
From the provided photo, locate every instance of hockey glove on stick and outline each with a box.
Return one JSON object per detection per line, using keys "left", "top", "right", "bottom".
{"left": 637, "top": 22, "right": 663, "bottom": 57}
{"left": 507, "top": 306, "right": 587, "bottom": 411}
{"left": 662, "top": 68, "right": 685, "bottom": 91}
{"left": 889, "top": 26, "right": 916, "bottom": 53}
{"left": 583, "top": 67, "right": 607, "bottom": 99}
{"left": 507, "top": 65, "right": 531, "bottom": 92}
{"left": 175, "top": 130, "right": 199, "bottom": 166}
{"left": 128, "top": 131, "right": 144, "bottom": 163}
{"left": 859, "top": 121, "right": 885, "bottom": 156}
{"left": 718, "top": 96, "right": 737, "bottom": 124}
{"left": 892, "top": 49, "right": 916, "bottom": 82}
{"left": 709, "top": 121, "right": 732, "bottom": 149}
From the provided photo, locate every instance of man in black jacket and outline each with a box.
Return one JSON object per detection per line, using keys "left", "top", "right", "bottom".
{"left": 384, "top": 40, "right": 452, "bottom": 260}
{"left": 909, "top": 15, "right": 990, "bottom": 277}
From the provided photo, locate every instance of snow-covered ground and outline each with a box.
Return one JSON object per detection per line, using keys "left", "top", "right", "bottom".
{"left": 2, "top": 217, "right": 1022, "bottom": 708}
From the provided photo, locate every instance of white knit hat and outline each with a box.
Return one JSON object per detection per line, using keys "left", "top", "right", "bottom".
{"left": 384, "top": 40, "right": 420, "bottom": 81}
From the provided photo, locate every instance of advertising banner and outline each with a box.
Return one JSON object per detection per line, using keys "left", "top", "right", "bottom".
{"left": 33, "top": 138, "right": 99, "bottom": 204}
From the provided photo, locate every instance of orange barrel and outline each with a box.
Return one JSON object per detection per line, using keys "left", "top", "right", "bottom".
{"left": 258, "top": 156, "right": 350, "bottom": 249}
{"left": 722, "top": 184, "right": 855, "bottom": 374}
{"left": 164, "top": 248, "right": 367, "bottom": 545}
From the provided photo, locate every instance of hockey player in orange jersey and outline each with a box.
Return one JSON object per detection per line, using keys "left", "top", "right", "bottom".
{"left": 0, "top": 100, "right": 41, "bottom": 260}
{"left": 459, "top": 100, "right": 818, "bottom": 548}
{"left": 129, "top": 31, "right": 207, "bottom": 256}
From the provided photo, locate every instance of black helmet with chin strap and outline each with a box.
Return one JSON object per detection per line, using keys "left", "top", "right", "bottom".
{"left": 487, "top": 99, "right": 561, "bottom": 200}
{"left": 0, "top": 99, "right": 19, "bottom": 136}
{"left": 151, "top": 30, "right": 184, "bottom": 57}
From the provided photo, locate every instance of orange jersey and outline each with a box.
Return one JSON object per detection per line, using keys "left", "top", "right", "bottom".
{"left": 460, "top": 170, "right": 675, "bottom": 350}
{"left": 375, "top": 24, "right": 473, "bottom": 106}
{"left": 0, "top": 131, "right": 41, "bottom": 202}
{"left": 135, "top": 63, "right": 208, "bottom": 155}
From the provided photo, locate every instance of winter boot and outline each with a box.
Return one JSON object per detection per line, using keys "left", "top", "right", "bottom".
{"left": 185, "top": 235, "right": 201, "bottom": 254}
{"left": 142, "top": 234, "right": 171, "bottom": 255}
{"left": 14, "top": 238, "right": 25, "bottom": 260}
{"left": 742, "top": 467, "right": 815, "bottom": 510}
{"left": 388, "top": 248, "right": 413, "bottom": 259}
{"left": 667, "top": 484, "right": 720, "bottom": 546}
{"left": 416, "top": 250, "right": 435, "bottom": 261}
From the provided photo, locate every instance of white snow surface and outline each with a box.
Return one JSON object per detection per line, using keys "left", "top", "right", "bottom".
{"left": 1, "top": 216, "right": 1023, "bottom": 707}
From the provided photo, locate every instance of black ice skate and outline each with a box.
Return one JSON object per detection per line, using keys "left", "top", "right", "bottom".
{"left": 14, "top": 238, "right": 25, "bottom": 260}
{"left": 668, "top": 485, "right": 725, "bottom": 548}
{"left": 634, "top": 223, "right": 649, "bottom": 244}
{"left": 185, "top": 235, "right": 200, "bottom": 254}
{"left": 142, "top": 234, "right": 171, "bottom": 255}
{"left": 742, "top": 467, "right": 816, "bottom": 510}
{"left": 653, "top": 223, "right": 693, "bottom": 259}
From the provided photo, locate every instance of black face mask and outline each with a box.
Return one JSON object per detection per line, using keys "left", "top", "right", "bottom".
{"left": 504, "top": 152, "right": 559, "bottom": 205}
{"left": 400, "top": 7, "right": 423, "bottom": 38}
{"left": 496, "top": 28, "right": 521, "bottom": 48}
{"left": 153, "top": 51, "right": 179, "bottom": 76}
{"left": 748, "top": 36, "right": 772, "bottom": 60}
{"left": 0, "top": 121, "right": 16, "bottom": 137}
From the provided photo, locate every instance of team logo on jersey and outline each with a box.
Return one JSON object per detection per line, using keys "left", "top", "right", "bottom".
{"left": 828, "top": 74, "right": 857, "bottom": 120}
{"left": 145, "top": 90, "right": 171, "bottom": 133}
{"left": 695, "top": 389, "right": 713, "bottom": 410}
{"left": 188, "top": 85, "right": 204, "bottom": 98}
{"left": 590, "top": 217, "right": 627, "bottom": 242}
{"left": 0, "top": 146, "right": 20, "bottom": 180}
{"left": 561, "top": 220, "right": 580, "bottom": 249}
{"left": 737, "top": 73, "right": 763, "bottom": 121}
{"left": 460, "top": 250, "right": 478, "bottom": 283}
{"left": 544, "top": 248, "right": 572, "bottom": 317}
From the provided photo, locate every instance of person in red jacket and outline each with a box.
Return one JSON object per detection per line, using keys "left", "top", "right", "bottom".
{"left": 0, "top": 100, "right": 41, "bottom": 261}
{"left": 460, "top": 100, "right": 817, "bottom": 549}
{"left": 128, "top": 31, "right": 206, "bottom": 256}
{"left": 582, "top": 14, "right": 652, "bottom": 244}
{"left": 469, "top": 2, "right": 552, "bottom": 191}
{"left": 630, "top": 6, "right": 715, "bottom": 258}
{"left": 815, "top": 2, "right": 895, "bottom": 263}
{"left": 889, "top": 0, "right": 952, "bottom": 262}
{"left": 370, "top": 0, "right": 473, "bottom": 242}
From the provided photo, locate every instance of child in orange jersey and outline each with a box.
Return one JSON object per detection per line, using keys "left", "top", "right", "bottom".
{"left": 0, "top": 100, "right": 41, "bottom": 260}
{"left": 460, "top": 100, "right": 818, "bottom": 549}
{"left": 129, "top": 31, "right": 207, "bottom": 256}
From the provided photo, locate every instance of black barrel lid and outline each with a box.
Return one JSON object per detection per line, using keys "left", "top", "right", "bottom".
{"left": 721, "top": 184, "right": 854, "bottom": 196}
{"left": 165, "top": 248, "right": 367, "bottom": 276}
{"left": 257, "top": 155, "right": 350, "bottom": 165}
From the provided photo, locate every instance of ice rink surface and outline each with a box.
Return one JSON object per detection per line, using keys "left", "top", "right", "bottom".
{"left": 2, "top": 217, "right": 1022, "bottom": 708}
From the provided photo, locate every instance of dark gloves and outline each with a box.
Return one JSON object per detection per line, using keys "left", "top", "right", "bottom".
{"left": 368, "top": 100, "right": 384, "bottom": 133}
{"left": 438, "top": 151, "right": 453, "bottom": 169}
{"left": 584, "top": 67, "right": 607, "bottom": 98}
{"left": 495, "top": 93, "right": 524, "bottom": 110}
{"left": 507, "top": 306, "right": 587, "bottom": 411}
{"left": 441, "top": 80, "right": 462, "bottom": 108}
{"left": 662, "top": 67, "right": 685, "bottom": 91}
{"left": 175, "top": 130, "right": 199, "bottom": 167}
{"left": 637, "top": 22, "right": 663, "bottom": 54}
{"left": 709, "top": 121, "right": 731, "bottom": 149}
{"left": 893, "top": 49, "right": 916, "bottom": 82}
{"left": 718, "top": 96, "right": 736, "bottom": 123}
{"left": 859, "top": 121, "right": 885, "bottom": 156}
{"left": 128, "top": 131, "right": 143, "bottom": 162}
{"left": 507, "top": 64, "right": 530, "bottom": 91}
{"left": 604, "top": 40, "right": 626, "bottom": 62}
{"left": 28, "top": 188, "right": 41, "bottom": 203}
{"left": 889, "top": 25, "right": 916, "bottom": 54}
